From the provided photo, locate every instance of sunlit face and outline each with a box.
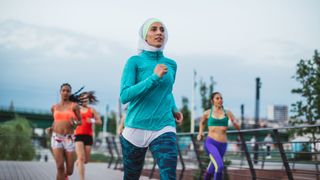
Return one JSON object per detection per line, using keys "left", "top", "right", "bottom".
{"left": 60, "top": 85, "right": 71, "bottom": 101}
{"left": 146, "top": 22, "right": 165, "bottom": 48}
{"left": 212, "top": 93, "right": 223, "bottom": 107}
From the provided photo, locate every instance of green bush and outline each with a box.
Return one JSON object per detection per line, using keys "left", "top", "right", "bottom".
{"left": 89, "top": 153, "right": 110, "bottom": 162}
{"left": 0, "top": 116, "right": 35, "bottom": 160}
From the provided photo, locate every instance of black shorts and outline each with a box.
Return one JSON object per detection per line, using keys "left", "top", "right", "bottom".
{"left": 75, "top": 134, "right": 93, "bottom": 146}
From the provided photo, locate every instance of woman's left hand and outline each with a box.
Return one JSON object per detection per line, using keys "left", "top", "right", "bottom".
{"left": 174, "top": 112, "right": 183, "bottom": 125}
{"left": 45, "top": 127, "right": 53, "bottom": 135}
{"left": 70, "top": 118, "right": 81, "bottom": 129}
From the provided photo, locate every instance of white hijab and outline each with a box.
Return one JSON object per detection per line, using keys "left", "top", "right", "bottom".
{"left": 137, "top": 18, "right": 168, "bottom": 53}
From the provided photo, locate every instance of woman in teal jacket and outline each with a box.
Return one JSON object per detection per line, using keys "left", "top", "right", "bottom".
{"left": 120, "top": 18, "right": 183, "bottom": 180}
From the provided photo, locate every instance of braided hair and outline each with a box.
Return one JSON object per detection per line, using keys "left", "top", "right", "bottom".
{"left": 60, "top": 83, "right": 98, "bottom": 105}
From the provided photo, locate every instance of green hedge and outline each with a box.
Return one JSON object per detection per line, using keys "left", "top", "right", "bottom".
{"left": 89, "top": 153, "right": 110, "bottom": 162}
{"left": 0, "top": 116, "right": 35, "bottom": 160}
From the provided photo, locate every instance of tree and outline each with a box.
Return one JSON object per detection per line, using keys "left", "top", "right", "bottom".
{"left": 199, "top": 76, "right": 216, "bottom": 111}
{"left": 9, "top": 100, "right": 14, "bottom": 112}
{"left": 94, "top": 115, "right": 103, "bottom": 137}
{"left": 107, "top": 111, "right": 117, "bottom": 135}
{"left": 177, "top": 97, "right": 191, "bottom": 132}
{"left": 0, "top": 116, "right": 35, "bottom": 160}
{"left": 291, "top": 50, "right": 320, "bottom": 142}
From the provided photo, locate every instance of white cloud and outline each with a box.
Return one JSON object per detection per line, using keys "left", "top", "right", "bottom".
{"left": 0, "top": 20, "right": 124, "bottom": 60}
{"left": 235, "top": 38, "right": 313, "bottom": 68}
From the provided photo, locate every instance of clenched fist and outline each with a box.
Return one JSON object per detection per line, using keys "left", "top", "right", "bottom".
{"left": 154, "top": 64, "right": 168, "bottom": 78}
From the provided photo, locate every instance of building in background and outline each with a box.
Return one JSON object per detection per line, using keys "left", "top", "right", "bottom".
{"left": 267, "top": 105, "right": 288, "bottom": 127}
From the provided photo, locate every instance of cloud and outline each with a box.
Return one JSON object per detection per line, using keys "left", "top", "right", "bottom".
{"left": 236, "top": 38, "right": 313, "bottom": 68}
{"left": 0, "top": 19, "right": 315, "bottom": 118}
{"left": 0, "top": 20, "right": 131, "bottom": 113}
{"left": 0, "top": 20, "right": 127, "bottom": 60}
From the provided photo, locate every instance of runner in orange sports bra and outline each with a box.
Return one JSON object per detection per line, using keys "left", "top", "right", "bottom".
{"left": 74, "top": 92, "right": 101, "bottom": 180}
{"left": 47, "top": 83, "right": 82, "bottom": 180}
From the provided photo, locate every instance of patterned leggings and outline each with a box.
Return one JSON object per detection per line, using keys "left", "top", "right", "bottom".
{"left": 120, "top": 132, "right": 178, "bottom": 180}
{"left": 204, "top": 137, "right": 227, "bottom": 180}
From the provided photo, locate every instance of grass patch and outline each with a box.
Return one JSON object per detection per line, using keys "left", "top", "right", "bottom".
{"left": 89, "top": 153, "right": 111, "bottom": 162}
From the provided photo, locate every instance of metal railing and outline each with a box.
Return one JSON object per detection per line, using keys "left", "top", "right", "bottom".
{"left": 2, "top": 123, "right": 318, "bottom": 179}
{"left": 105, "top": 124, "right": 320, "bottom": 180}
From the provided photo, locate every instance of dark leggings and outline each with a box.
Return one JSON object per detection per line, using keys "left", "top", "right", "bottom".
{"left": 120, "top": 132, "right": 178, "bottom": 180}
{"left": 204, "top": 137, "right": 227, "bottom": 180}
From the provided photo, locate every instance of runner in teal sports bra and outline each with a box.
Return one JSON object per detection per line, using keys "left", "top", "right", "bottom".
{"left": 207, "top": 106, "right": 229, "bottom": 127}
{"left": 197, "top": 92, "right": 240, "bottom": 180}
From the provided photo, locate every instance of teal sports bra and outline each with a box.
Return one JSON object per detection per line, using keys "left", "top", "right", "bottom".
{"left": 207, "top": 107, "right": 229, "bottom": 127}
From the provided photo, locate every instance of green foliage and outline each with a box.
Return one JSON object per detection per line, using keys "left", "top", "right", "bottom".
{"left": 96, "top": 111, "right": 118, "bottom": 136}
{"left": 199, "top": 80, "right": 210, "bottom": 111}
{"left": 177, "top": 97, "right": 191, "bottom": 132}
{"left": 290, "top": 50, "right": 320, "bottom": 139}
{"left": 199, "top": 76, "right": 216, "bottom": 111}
{"left": 94, "top": 121, "right": 103, "bottom": 137}
{"left": 0, "top": 116, "right": 35, "bottom": 160}
{"left": 107, "top": 111, "right": 117, "bottom": 135}
{"left": 94, "top": 115, "right": 104, "bottom": 138}
{"left": 89, "top": 153, "right": 110, "bottom": 162}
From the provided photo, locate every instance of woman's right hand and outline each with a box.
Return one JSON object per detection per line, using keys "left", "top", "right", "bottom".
{"left": 197, "top": 133, "right": 203, "bottom": 141}
{"left": 154, "top": 64, "right": 168, "bottom": 78}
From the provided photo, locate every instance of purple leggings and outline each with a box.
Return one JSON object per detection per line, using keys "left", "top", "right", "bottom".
{"left": 204, "top": 137, "right": 227, "bottom": 180}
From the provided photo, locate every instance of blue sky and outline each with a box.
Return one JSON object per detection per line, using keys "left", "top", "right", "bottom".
{"left": 0, "top": 0, "right": 319, "bottom": 119}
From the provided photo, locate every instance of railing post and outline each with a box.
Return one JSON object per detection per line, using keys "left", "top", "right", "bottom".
{"left": 261, "top": 147, "right": 266, "bottom": 169}
{"left": 106, "top": 137, "right": 114, "bottom": 168}
{"left": 312, "top": 133, "right": 320, "bottom": 180}
{"left": 273, "top": 129, "right": 294, "bottom": 180}
{"left": 112, "top": 136, "right": 121, "bottom": 170}
{"left": 176, "top": 135, "right": 185, "bottom": 180}
{"left": 149, "top": 157, "right": 156, "bottom": 179}
{"left": 191, "top": 134, "right": 203, "bottom": 180}
{"left": 239, "top": 132, "right": 256, "bottom": 180}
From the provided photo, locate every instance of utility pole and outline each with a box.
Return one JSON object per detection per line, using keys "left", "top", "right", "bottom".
{"left": 241, "top": 104, "right": 245, "bottom": 129}
{"left": 254, "top": 77, "right": 261, "bottom": 128}
{"left": 253, "top": 77, "right": 262, "bottom": 164}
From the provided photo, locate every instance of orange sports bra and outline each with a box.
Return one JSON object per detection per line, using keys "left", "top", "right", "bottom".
{"left": 53, "top": 103, "right": 76, "bottom": 121}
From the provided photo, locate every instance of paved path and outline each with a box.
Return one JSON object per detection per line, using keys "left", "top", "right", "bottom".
{"left": 0, "top": 161, "right": 152, "bottom": 180}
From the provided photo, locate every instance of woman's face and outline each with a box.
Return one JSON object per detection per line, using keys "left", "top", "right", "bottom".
{"left": 60, "top": 85, "right": 71, "bottom": 101}
{"left": 80, "top": 94, "right": 89, "bottom": 107}
{"left": 146, "top": 22, "right": 165, "bottom": 48}
{"left": 212, "top": 93, "right": 223, "bottom": 107}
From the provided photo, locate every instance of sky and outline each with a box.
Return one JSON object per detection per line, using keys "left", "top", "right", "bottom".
{"left": 0, "top": 0, "right": 319, "bottom": 119}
